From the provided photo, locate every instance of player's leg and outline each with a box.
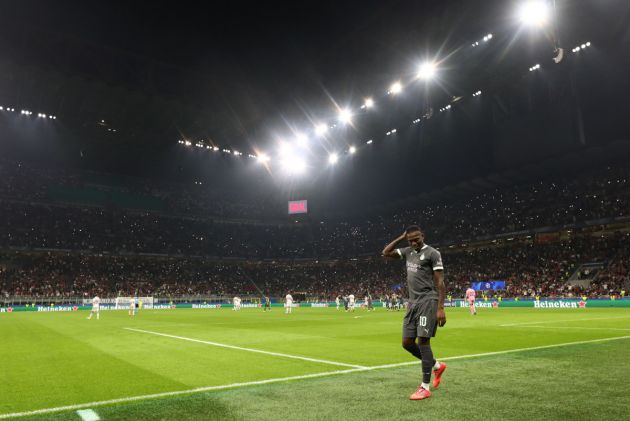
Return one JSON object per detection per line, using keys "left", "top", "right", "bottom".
{"left": 404, "top": 302, "right": 432, "bottom": 400}
{"left": 401, "top": 303, "right": 423, "bottom": 359}
{"left": 416, "top": 299, "right": 446, "bottom": 396}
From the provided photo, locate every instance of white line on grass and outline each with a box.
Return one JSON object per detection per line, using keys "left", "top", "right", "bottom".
{"left": 124, "top": 327, "right": 366, "bottom": 369}
{"left": 511, "top": 326, "right": 630, "bottom": 332}
{"left": 500, "top": 315, "right": 630, "bottom": 327}
{"left": 2, "top": 335, "right": 629, "bottom": 419}
{"left": 76, "top": 409, "right": 100, "bottom": 421}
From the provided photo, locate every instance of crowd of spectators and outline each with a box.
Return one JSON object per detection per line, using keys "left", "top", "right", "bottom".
{"left": 1, "top": 159, "right": 629, "bottom": 259}
{"left": 2, "top": 232, "right": 627, "bottom": 301}
{"left": 1, "top": 159, "right": 629, "bottom": 300}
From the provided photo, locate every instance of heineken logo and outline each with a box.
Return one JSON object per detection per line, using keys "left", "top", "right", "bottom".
{"left": 192, "top": 304, "right": 221, "bottom": 309}
{"left": 534, "top": 300, "right": 584, "bottom": 308}
{"left": 36, "top": 306, "right": 76, "bottom": 312}
{"left": 458, "top": 301, "right": 497, "bottom": 308}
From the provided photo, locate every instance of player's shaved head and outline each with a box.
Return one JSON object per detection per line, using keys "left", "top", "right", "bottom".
{"left": 405, "top": 225, "right": 422, "bottom": 234}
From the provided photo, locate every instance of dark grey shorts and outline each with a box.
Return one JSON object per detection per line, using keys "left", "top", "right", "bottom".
{"left": 402, "top": 298, "right": 438, "bottom": 339}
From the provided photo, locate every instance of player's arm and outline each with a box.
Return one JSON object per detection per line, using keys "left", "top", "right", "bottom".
{"left": 432, "top": 251, "right": 446, "bottom": 326}
{"left": 382, "top": 232, "right": 407, "bottom": 258}
{"left": 434, "top": 270, "right": 446, "bottom": 326}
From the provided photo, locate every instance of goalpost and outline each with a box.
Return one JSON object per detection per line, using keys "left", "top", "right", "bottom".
{"left": 114, "top": 297, "right": 154, "bottom": 310}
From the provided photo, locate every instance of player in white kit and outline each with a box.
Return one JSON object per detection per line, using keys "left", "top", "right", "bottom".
{"left": 348, "top": 294, "right": 355, "bottom": 312}
{"left": 87, "top": 296, "right": 100, "bottom": 320}
{"left": 285, "top": 293, "right": 293, "bottom": 314}
{"left": 335, "top": 296, "right": 341, "bottom": 310}
{"left": 129, "top": 297, "right": 136, "bottom": 317}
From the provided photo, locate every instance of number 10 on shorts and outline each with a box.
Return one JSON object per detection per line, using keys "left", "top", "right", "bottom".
{"left": 419, "top": 316, "right": 427, "bottom": 326}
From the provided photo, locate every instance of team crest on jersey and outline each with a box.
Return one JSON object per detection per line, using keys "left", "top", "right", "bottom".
{"left": 420, "top": 253, "right": 425, "bottom": 260}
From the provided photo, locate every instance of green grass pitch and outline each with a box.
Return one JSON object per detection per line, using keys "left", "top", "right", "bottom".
{"left": 1, "top": 306, "right": 629, "bottom": 420}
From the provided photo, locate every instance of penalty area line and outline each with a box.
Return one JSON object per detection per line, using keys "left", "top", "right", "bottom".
{"left": 1, "top": 335, "right": 629, "bottom": 419}
{"left": 124, "top": 327, "right": 366, "bottom": 369}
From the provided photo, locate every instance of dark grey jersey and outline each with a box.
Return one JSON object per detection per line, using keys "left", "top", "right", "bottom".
{"left": 396, "top": 244, "right": 444, "bottom": 302}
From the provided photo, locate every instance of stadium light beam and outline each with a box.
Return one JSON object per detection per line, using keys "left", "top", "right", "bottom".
{"left": 328, "top": 153, "right": 339, "bottom": 165}
{"left": 349, "top": 146, "right": 356, "bottom": 154}
{"left": 364, "top": 98, "right": 374, "bottom": 108}
{"left": 295, "top": 133, "right": 308, "bottom": 147}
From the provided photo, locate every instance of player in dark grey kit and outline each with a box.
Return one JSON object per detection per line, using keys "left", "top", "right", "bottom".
{"left": 382, "top": 225, "right": 447, "bottom": 401}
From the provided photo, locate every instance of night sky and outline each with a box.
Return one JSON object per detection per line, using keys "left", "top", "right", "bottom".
{"left": 1, "top": 0, "right": 629, "bottom": 213}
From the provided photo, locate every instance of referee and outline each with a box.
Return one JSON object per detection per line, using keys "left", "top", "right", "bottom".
{"left": 382, "top": 225, "right": 447, "bottom": 401}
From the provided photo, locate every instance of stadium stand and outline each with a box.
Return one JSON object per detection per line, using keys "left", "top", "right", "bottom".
{"left": 1, "top": 158, "right": 629, "bottom": 302}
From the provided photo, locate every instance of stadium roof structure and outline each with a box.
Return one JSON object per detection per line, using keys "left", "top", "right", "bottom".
{"left": 1, "top": 0, "right": 629, "bottom": 208}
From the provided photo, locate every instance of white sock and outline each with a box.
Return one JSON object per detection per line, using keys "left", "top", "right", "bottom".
{"left": 421, "top": 382, "right": 430, "bottom": 391}
{"left": 434, "top": 361, "right": 441, "bottom": 370}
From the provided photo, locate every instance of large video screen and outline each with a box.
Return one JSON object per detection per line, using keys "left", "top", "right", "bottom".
{"left": 288, "top": 200, "right": 308, "bottom": 214}
{"left": 471, "top": 281, "right": 506, "bottom": 290}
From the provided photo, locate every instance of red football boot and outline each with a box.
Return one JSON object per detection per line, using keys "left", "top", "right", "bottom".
{"left": 409, "top": 386, "right": 432, "bottom": 400}
{"left": 433, "top": 362, "right": 447, "bottom": 389}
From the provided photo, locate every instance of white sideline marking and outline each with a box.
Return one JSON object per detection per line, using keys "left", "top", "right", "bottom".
{"left": 124, "top": 327, "right": 366, "bottom": 369}
{"left": 500, "top": 316, "right": 630, "bottom": 327}
{"left": 513, "top": 326, "right": 630, "bottom": 332}
{"left": 76, "top": 409, "right": 100, "bottom": 421}
{"left": 2, "top": 335, "right": 629, "bottom": 419}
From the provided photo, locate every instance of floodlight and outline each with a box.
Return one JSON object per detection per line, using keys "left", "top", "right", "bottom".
{"left": 518, "top": 1, "right": 550, "bottom": 27}
{"left": 338, "top": 108, "right": 352, "bottom": 124}
{"left": 389, "top": 81, "right": 403, "bottom": 94}
{"left": 315, "top": 123, "right": 328, "bottom": 136}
